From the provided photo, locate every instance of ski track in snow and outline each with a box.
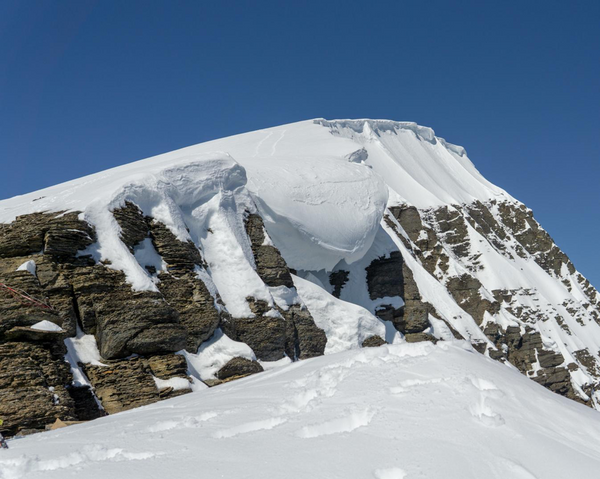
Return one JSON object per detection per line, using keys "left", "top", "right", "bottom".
{"left": 252, "top": 131, "right": 273, "bottom": 157}
{"left": 270, "top": 129, "right": 286, "bottom": 156}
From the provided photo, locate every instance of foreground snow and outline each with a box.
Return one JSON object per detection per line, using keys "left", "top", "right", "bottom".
{"left": 2, "top": 342, "right": 600, "bottom": 479}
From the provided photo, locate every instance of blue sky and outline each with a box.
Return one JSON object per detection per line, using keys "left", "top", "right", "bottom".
{"left": 1, "top": 0, "right": 598, "bottom": 287}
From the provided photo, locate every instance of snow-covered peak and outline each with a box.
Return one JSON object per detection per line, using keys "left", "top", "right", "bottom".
{"left": 0, "top": 118, "right": 515, "bottom": 272}
{"left": 314, "top": 118, "right": 514, "bottom": 208}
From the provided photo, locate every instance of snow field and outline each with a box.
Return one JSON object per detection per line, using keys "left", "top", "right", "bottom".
{"left": 2, "top": 342, "right": 600, "bottom": 478}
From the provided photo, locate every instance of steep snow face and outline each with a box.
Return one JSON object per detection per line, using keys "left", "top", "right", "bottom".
{"left": 0, "top": 121, "right": 388, "bottom": 271}
{"left": 3, "top": 342, "right": 600, "bottom": 479}
{"left": 315, "top": 119, "right": 514, "bottom": 208}
{"left": 246, "top": 156, "right": 388, "bottom": 270}
{"left": 0, "top": 119, "right": 505, "bottom": 271}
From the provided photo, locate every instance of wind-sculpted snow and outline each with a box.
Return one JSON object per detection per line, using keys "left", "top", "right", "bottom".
{"left": 3, "top": 342, "right": 600, "bottom": 478}
{"left": 246, "top": 156, "right": 388, "bottom": 270}
{"left": 315, "top": 119, "right": 513, "bottom": 208}
{"left": 0, "top": 118, "right": 507, "bottom": 273}
{"left": 0, "top": 153, "right": 248, "bottom": 291}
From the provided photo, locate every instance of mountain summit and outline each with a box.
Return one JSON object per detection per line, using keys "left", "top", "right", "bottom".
{"left": 1, "top": 119, "right": 600, "bottom": 476}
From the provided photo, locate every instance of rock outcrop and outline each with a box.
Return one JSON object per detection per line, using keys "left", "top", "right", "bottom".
{"left": 216, "top": 357, "right": 264, "bottom": 380}
{"left": 385, "top": 199, "right": 600, "bottom": 407}
{"left": 366, "top": 251, "right": 435, "bottom": 339}
{"left": 2, "top": 186, "right": 600, "bottom": 435}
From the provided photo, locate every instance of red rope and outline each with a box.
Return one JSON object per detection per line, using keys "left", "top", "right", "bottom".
{"left": 0, "top": 282, "right": 54, "bottom": 310}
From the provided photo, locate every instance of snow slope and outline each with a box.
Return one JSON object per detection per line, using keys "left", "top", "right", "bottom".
{"left": 2, "top": 342, "right": 600, "bottom": 479}
{"left": 1, "top": 118, "right": 599, "bottom": 403}
{"left": 0, "top": 119, "right": 501, "bottom": 272}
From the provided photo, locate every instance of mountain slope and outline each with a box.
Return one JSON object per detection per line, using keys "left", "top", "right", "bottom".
{"left": 2, "top": 342, "right": 600, "bottom": 479}
{"left": 1, "top": 119, "right": 599, "bottom": 440}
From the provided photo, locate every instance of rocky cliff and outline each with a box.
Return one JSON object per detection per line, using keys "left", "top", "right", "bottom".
{"left": 1, "top": 119, "right": 599, "bottom": 436}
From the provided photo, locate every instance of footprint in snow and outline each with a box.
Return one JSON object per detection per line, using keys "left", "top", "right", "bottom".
{"left": 145, "top": 411, "right": 218, "bottom": 433}
{"left": 373, "top": 467, "right": 407, "bottom": 479}
{"left": 212, "top": 417, "right": 287, "bottom": 439}
{"left": 0, "top": 444, "right": 156, "bottom": 478}
{"left": 296, "top": 408, "right": 375, "bottom": 438}
{"left": 389, "top": 377, "right": 446, "bottom": 394}
{"left": 467, "top": 377, "right": 505, "bottom": 427}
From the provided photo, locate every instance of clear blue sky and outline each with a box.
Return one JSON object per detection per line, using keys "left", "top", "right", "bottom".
{"left": 1, "top": 0, "right": 599, "bottom": 287}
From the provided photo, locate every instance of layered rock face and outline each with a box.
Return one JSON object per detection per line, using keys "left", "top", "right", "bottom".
{"left": 381, "top": 200, "right": 600, "bottom": 404}
{"left": 0, "top": 205, "right": 326, "bottom": 436}
{"left": 2, "top": 118, "right": 600, "bottom": 437}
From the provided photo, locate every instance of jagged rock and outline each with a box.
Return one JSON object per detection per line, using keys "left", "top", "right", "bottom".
{"left": 112, "top": 202, "right": 149, "bottom": 251}
{"left": 375, "top": 303, "right": 430, "bottom": 334}
{"left": 366, "top": 251, "right": 404, "bottom": 299}
{"left": 574, "top": 349, "right": 600, "bottom": 378}
{"left": 82, "top": 354, "right": 191, "bottom": 414}
{"left": 0, "top": 213, "right": 46, "bottom": 257}
{"left": 496, "top": 202, "right": 575, "bottom": 276}
{"left": 66, "top": 385, "right": 106, "bottom": 421}
{"left": 405, "top": 333, "right": 437, "bottom": 344}
{"left": 465, "top": 200, "right": 507, "bottom": 251}
{"left": 362, "top": 335, "right": 386, "bottom": 347}
{"left": 0, "top": 265, "right": 63, "bottom": 338}
{"left": 69, "top": 265, "right": 187, "bottom": 359}
{"left": 538, "top": 349, "right": 565, "bottom": 369}
{"left": 144, "top": 354, "right": 189, "bottom": 380}
{"left": 389, "top": 205, "right": 424, "bottom": 243}
{"left": 148, "top": 220, "right": 204, "bottom": 273}
{"left": 216, "top": 357, "right": 264, "bottom": 380}
{"left": 532, "top": 367, "right": 581, "bottom": 402}
{"left": 0, "top": 341, "right": 76, "bottom": 436}
{"left": 329, "top": 270, "right": 349, "bottom": 298}
{"left": 488, "top": 347, "right": 505, "bottom": 361}
{"left": 83, "top": 359, "right": 161, "bottom": 414}
{"left": 234, "top": 213, "right": 325, "bottom": 359}
{"left": 4, "top": 326, "right": 64, "bottom": 342}
{"left": 471, "top": 341, "right": 488, "bottom": 354}
{"left": 282, "top": 304, "right": 327, "bottom": 360}
{"left": 203, "top": 379, "right": 224, "bottom": 387}
{"left": 505, "top": 326, "right": 542, "bottom": 372}
{"left": 388, "top": 208, "right": 448, "bottom": 277}
{"left": 244, "top": 213, "right": 293, "bottom": 288}
{"left": 367, "top": 253, "right": 433, "bottom": 337}
{"left": 0, "top": 212, "right": 94, "bottom": 259}
{"left": 446, "top": 274, "right": 500, "bottom": 325}
{"left": 224, "top": 299, "right": 287, "bottom": 361}
{"left": 224, "top": 298, "right": 326, "bottom": 361}
{"left": 0, "top": 210, "right": 95, "bottom": 260}
{"left": 434, "top": 206, "right": 471, "bottom": 258}
{"left": 157, "top": 272, "right": 221, "bottom": 353}
{"left": 43, "top": 213, "right": 96, "bottom": 260}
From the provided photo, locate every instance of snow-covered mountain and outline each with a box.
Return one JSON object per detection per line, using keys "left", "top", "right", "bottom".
{"left": 1, "top": 119, "right": 600, "bottom": 476}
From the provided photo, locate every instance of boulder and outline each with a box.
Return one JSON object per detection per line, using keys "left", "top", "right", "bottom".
{"left": 216, "top": 357, "right": 264, "bottom": 380}
{"left": 362, "top": 336, "right": 387, "bottom": 348}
